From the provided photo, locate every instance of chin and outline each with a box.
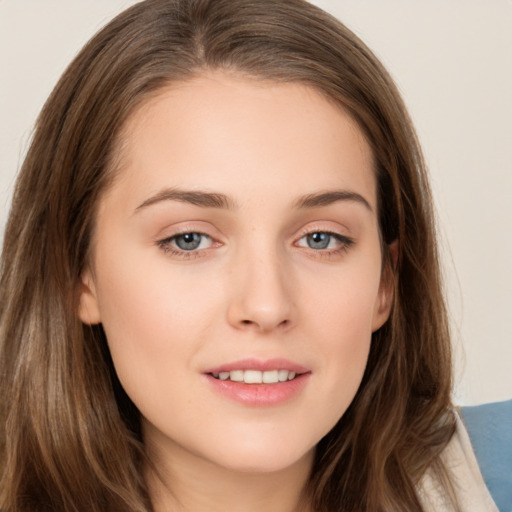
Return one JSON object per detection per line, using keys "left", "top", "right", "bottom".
{"left": 201, "top": 436, "right": 315, "bottom": 475}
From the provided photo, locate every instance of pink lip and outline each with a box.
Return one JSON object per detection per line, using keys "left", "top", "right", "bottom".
{"left": 203, "top": 358, "right": 311, "bottom": 407}
{"left": 204, "top": 358, "right": 309, "bottom": 374}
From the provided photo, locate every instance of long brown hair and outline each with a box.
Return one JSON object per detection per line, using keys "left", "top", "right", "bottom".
{"left": 0, "top": 1, "right": 456, "bottom": 510}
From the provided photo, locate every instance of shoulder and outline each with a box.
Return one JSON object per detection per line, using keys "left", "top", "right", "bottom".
{"left": 461, "top": 399, "right": 512, "bottom": 512}
{"left": 417, "top": 410, "right": 499, "bottom": 512}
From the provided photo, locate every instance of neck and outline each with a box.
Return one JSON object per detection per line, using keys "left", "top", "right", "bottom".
{"left": 145, "top": 436, "right": 314, "bottom": 512}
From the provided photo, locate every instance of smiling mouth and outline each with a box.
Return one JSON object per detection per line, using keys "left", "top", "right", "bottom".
{"left": 209, "top": 369, "right": 298, "bottom": 384}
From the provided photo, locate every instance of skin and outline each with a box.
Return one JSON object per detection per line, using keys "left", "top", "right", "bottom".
{"left": 79, "top": 71, "right": 394, "bottom": 512}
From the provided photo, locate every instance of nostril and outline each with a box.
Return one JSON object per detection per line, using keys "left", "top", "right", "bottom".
{"left": 237, "top": 318, "right": 290, "bottom": 332}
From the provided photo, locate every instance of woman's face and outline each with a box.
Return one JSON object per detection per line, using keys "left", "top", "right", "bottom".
{"left": 79, "top": 72, "right": 393, "bottom": 475}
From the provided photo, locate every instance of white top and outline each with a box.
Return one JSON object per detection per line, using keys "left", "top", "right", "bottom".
{"left": 418, "top": 412, "right": 499, "bottom": 511}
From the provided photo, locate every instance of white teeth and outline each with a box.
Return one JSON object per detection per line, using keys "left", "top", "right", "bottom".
{"left": 278, "top": 369, "right": 289, "bottom": 382}
{"left": 214, "top": 369, "right": 298, "bottom": 383}
{"left": 262, "top": 370, "right": 279, "bottom": 384}
{"left": 244, "top": 370, "right": 263, "bottom": 384}
{"left": 229, "top": 370, "right": 244, "bottom": 382}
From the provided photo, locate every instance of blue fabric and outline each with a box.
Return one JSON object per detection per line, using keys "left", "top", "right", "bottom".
{"left": 461, "top": 399, "right": 512, "bottom": 512}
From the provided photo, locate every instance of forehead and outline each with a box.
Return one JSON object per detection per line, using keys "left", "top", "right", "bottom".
{"left": 108, "top": 71, "right": 376, "bottom": 210}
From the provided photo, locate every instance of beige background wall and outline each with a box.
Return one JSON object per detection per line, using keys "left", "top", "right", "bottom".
{"left": 1, "top": 1, "right": 511, "bottom": 405}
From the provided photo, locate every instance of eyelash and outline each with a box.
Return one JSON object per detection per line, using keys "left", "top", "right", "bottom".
{"left": 156, "top": 231, "right": 215, "bottom": 260}
{"left": 156, "top": 229, "right": 354, "bottom": 259}
{"left": 295, "top": 229, "right": 354, "bottom": 258}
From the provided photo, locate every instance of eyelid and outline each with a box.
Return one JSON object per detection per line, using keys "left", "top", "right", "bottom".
{"left": 295, "top": 230, "right": 353, "bottom": 247}
{"left": 154, "top": 219, "right": 225, "bottom": 243}
{"left": 155, "top": 225, "right": 222, "bottom": 259}
{"left": 293, "top": 225, "right": 355, "bottom": 256}
{"left": 295, "top": 222, "right": 353, "bottom": 241}
{"left": 154, "top": 222, "right": 355, "bottom": 260}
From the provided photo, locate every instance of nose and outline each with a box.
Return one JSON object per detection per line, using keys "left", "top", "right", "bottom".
{"left": 226, "top": 248, "right": 295, "bottom": 334}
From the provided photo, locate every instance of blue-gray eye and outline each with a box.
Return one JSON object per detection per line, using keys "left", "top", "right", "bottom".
{"left": 306, "top": 232, "right": 333, "bottom": 250}
{"left": 174, "top": 233, "right": 205, "bottom": 251}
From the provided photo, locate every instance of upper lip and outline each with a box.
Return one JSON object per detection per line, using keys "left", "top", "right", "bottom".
{"left": 204, "top": 358, "right": 310, "bottom": 375}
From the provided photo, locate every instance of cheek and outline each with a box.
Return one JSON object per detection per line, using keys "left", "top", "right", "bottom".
{"left": 92, "top": 246, "right": 219, "bottom": 407}
{"left": 95, "top": 239, "right": 217, "bottom": 334}
{"left": 302, "top": 258, "right": 381, "bottom": 412}
{"left": 304, "top": 251, "right": 382, "bottom": 342}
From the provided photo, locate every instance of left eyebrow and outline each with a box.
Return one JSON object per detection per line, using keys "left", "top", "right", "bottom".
{"left": 294, "top": 190, "right": 373, "bottom": 212}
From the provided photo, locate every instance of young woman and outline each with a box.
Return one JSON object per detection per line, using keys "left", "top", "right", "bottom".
{"left": 0, "top": 1, "right": 498, "bottom": 511}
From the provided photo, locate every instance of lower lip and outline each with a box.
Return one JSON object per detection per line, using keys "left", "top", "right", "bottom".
{"left": 205, "top": 373, "right": 310, "bottom": 406}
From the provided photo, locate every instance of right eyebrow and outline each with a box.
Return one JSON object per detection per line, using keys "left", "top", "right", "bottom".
{"left": 134, "top": 188, "right": 237, "bottom": 213}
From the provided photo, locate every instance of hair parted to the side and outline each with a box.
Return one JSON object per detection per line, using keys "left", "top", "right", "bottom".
{"left": 0, "top": 0, "right": 456, "bottom": 511}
